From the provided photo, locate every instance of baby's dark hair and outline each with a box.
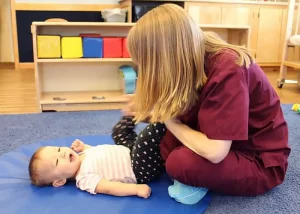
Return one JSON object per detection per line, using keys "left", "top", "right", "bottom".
{"left": 28, "top": 147, "right": 51, "bottom": 187}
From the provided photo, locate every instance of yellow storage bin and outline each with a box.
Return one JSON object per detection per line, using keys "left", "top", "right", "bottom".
{"left": 61, "top": 37, "right": 83, "bottom": 58}
{"left": 37, "top": 35, "right": 61, "bottom": 58}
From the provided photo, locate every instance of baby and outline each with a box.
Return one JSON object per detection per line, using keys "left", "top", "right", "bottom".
{"left": 28, "top": 116, "right": 166, "bottom": 199}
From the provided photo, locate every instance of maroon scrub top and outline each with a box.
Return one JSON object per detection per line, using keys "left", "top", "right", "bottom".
{"left": 160, "top": 49, "right": 291, "bottom": 169}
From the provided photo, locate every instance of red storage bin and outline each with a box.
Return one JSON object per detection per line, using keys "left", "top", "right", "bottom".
{"left": 103, "top": 37, "right": 122, "bottom": 58}
{"left": 122, "top": 38, "right": 131, "bottom": 58}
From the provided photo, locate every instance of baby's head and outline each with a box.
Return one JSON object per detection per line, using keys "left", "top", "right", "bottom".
{"left": 28, "top": 146, "right": 81, "bottom": 187}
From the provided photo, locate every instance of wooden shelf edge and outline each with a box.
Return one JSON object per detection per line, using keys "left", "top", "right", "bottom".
{"left": 200, "top": 24, "right": 250, "bottom": 30}
{"left": 135, "top": 0, "right": 288, "bottom": 6}
{"left": 282, "top": 61, "right": 300, "bottom": 69}
{"left": 40, "top": 99, "right": 127, "bottom": 105}
{"left": 31, "top": 21, "right": 250, "bottom": 30}
{"left": 40, "top": 90, "right": 126, "bottom": 105}
{"left": 41, "top": 102, "right": 125, "bottom": 112}
{"left": 15, "top": 3, "right": 119, "bottom": 11}
{"left": 32, "top": 22, "right": 135, "bottom": 27}
{"left": 19, "top": 63, "right": 34, "bottom": 69}
{"left": 258, "top": 62, "right": 280, "bottom": 67}
{"left": 37, "top": 58, "right": 132, "bottom": 63}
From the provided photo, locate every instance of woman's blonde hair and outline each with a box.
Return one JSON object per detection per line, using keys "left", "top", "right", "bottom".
{"left": 127, "top": 3, "right": 254, "bottom": 123}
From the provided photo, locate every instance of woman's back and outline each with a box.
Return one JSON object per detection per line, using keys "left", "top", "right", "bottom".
{"left": 161, "top": 49, "right": 290, "bottom": 166}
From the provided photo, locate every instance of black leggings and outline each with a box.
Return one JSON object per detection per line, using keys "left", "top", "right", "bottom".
{"left": 112, "top": 116, "right": 166, "bottom": 184}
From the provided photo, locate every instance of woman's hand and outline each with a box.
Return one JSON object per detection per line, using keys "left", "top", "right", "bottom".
{"left": 122, "top": 94, "right": 152, "bottom": 123}
{"left": 122, "top": 94, "right": 136, "bottom": 117}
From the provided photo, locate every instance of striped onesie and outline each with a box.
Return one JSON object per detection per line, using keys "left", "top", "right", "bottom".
{"left": 76, "top": 116, "right": 166, "bottom": 194}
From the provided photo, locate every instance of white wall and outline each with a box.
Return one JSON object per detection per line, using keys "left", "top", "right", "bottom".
{"left": 16, "top": 0, "right": 119, "bottom": 4}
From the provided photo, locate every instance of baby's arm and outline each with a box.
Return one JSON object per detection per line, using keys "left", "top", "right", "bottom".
{"left": 95, "top": 179, "right": 151, "bottom": 199}
{"left": 71, "top": 139, "right": 92, "bottom": 153}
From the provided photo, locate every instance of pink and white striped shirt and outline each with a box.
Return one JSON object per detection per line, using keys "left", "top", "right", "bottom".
{"left": 75, "top": 145, "right": 137, "bottom": 194}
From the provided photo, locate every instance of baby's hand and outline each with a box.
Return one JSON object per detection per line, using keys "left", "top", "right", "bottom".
{"left": 71, "top": 139, "right": 85, "bottom": 153}
{"left": 137, "top": 184, "right": 151, "bottom": 199}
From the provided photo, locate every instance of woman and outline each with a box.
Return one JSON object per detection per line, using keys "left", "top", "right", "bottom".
{"left": 123, "top": 3, "right": 290, "bottom": 203}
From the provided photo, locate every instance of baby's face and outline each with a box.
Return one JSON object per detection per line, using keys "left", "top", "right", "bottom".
{"left": 38, "top": 146, "right": 81, "bottom": 185}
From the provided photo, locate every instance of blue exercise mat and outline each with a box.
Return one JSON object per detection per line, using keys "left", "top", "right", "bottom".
{"left": 0, "top": 135, "right": 211, "bottom": 214}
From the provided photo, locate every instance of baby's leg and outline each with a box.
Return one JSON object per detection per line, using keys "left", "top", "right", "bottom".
{"left": 131, "top": 123, "right": 166, "bottom": 184}
{"left": 112, "top": 116, "right": 137, "bottom": 151}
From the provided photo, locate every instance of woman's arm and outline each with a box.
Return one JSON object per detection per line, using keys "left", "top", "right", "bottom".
{"left": 165, "top": 119, "right": 232, "bottom": 164}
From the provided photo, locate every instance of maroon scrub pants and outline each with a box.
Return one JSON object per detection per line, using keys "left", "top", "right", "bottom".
{"left": 165, "top": 146, "right": 288, "bottom": 196}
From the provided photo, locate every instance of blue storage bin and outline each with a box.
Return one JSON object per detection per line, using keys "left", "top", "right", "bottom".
{"left": 82, "top": 37, "right": 103, "bottom": 58}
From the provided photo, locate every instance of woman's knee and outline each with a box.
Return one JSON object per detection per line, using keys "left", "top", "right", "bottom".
{"left": 165, "top": 147, "right": 209, "bottom": 186}
{"left": 165, "top": 148, "right": 262, "bottom": 196}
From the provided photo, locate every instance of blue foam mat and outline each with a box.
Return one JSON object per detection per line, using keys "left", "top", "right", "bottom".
{"left": 0, "top": 135, "right": 211, "bottom": 214}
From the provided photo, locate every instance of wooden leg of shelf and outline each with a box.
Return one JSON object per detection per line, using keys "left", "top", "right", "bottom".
{"left": 278, "top": 63, "right": 287, "bottom": 89}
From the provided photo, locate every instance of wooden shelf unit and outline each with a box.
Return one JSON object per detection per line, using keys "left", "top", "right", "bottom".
{"left": 31, "top": 22, "right": 135, "bottom": 112}
{"left": 31, "top": 21, "right": 250, "bottom": 112}
{"left": 278, "top": 0, "right": 300, "bottom": 88}
{"left": 182, "top": 0, "right": 300, "bottom": 66}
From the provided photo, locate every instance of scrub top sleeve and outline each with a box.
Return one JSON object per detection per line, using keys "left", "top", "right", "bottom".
{"left": 198, "top": 63, "right": 249, "bottom": 141}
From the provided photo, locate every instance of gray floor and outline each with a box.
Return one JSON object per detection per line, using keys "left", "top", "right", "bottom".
{"left": 0, "top": 104, "right": 299, "bottom": 213}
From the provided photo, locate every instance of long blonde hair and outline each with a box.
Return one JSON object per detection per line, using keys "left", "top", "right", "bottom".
{"left": 127, "top": 3, "right": 254, "bottom": 123}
